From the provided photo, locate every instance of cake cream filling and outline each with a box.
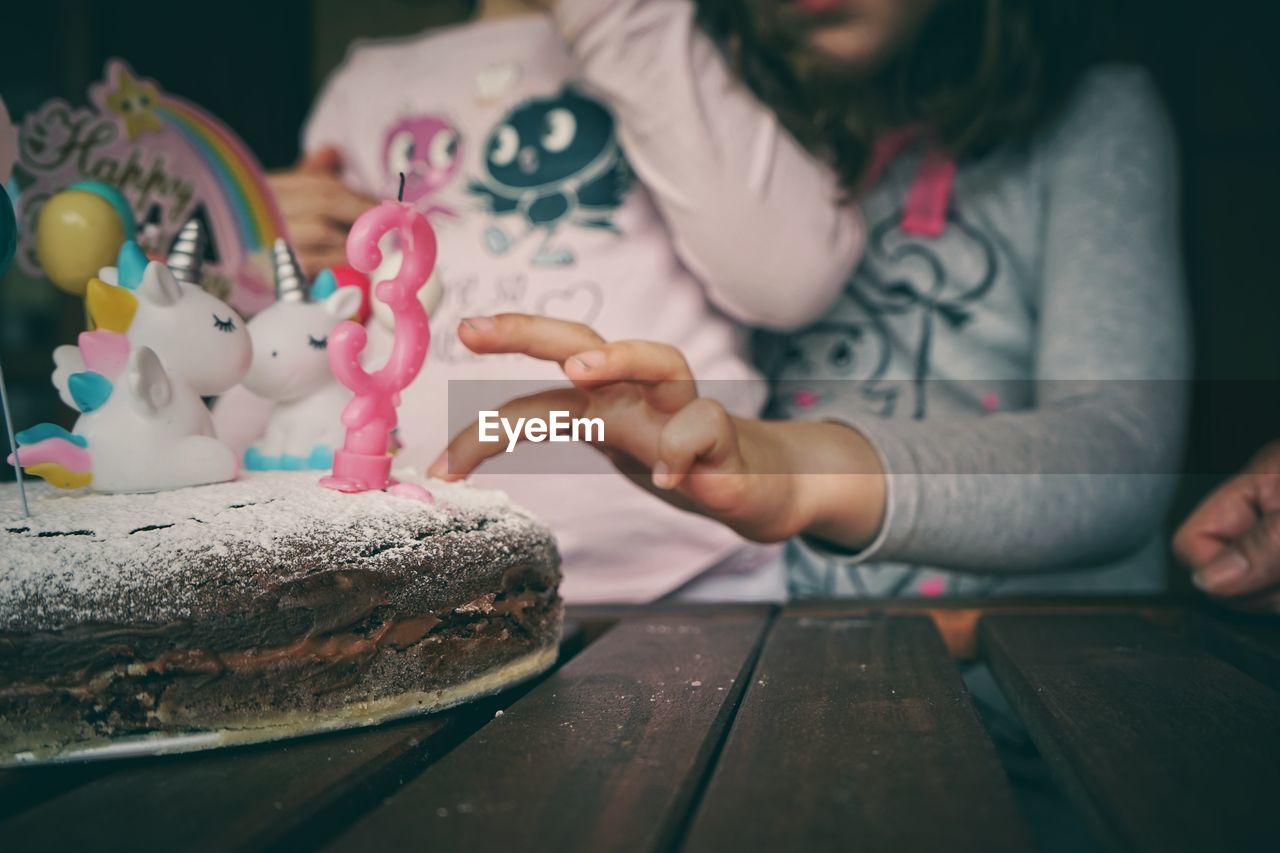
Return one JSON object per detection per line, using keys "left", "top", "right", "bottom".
{"left": 0, "top": 587, "right": 551, "bottom": 703}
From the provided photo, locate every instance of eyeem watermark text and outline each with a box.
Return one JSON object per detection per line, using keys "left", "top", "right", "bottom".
{"left": 478, "top": 410, "right": 605, "bottom": 453}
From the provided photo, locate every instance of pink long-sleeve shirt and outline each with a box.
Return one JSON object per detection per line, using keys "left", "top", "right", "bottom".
{"left": 303, "top": 9, "right": 862, "bottom": 601}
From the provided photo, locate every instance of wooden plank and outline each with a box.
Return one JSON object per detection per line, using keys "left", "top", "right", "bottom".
{"left": 1184, "top": 609, "right": 1280, "bottom": 691}
{"left": 327, "top": 608, "right": 772, "bottom": 853}
{"left": 980, "top": 614, "right": 1280, "bottom": 853}
{"left": 0, "top": 623, "right": 586, "bottom": 850}
{"left": 565, "top": 603, "right": 778, "bottom": 623}
{"left": 682, "top": 614, "right": 1032, "bottom": 853}
{"left": 0, "top": 715, "right": 457, "bottom": 853}
{"left": 786, "top": 597, "right": 1181, "bottom": 659}
{"left": 566, "top": 603, "right": 777, "bottom": 646}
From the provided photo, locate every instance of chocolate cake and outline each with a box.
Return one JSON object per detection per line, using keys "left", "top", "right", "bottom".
{"left": 0, "top": 471, "right": 562, "bottom": 764}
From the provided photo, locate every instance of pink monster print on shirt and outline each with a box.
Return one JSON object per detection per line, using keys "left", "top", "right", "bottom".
{"left": 382, "top": 115, "right": 463, "bottom": 221}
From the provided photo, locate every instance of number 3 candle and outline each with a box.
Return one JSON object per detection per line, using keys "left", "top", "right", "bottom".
{"left": 320, "top": 179, "right": 436, "bottom": 496}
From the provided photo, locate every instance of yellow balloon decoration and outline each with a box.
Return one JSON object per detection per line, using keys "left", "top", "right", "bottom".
{"left": 35, "top": 185, "right": 132, "bottom": 295}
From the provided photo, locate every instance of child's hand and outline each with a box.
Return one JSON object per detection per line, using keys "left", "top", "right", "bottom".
{"left": 429, "top": 314, "right": 886, "bottom": 546}
{"left": 268, "top": 146, "right": 379, "bottom": 275}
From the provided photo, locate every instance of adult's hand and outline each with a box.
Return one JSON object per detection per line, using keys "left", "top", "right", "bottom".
{"left": 268, "top": 146, "right": 378, "bottom": 276}
{"left": 1174, "top": 440, "right": 1280, "bottom": 610}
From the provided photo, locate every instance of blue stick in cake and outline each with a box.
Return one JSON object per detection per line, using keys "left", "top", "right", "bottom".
{"left": 0, "top": 180, "right": 27, "bottom": 517}
{"left": 0, "top": 356, "right": 28, "bottom": 517}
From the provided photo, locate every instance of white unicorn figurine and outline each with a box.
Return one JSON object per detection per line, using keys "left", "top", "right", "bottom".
{"left": 75, "top": 219, "right": 252, "bottom": 400}
{"left": 10, "top": 219, "right": 250, "bottom": 492}
{"left": 10, "top": 344, "right": 239, "bottom": 492}
{"left": 239, "top": 239, "right": 362, "bottom": 471}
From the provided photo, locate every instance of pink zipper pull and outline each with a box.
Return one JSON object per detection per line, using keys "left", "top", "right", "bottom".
{"left": 900, "top": 146, "right": 955, "bottom": 238}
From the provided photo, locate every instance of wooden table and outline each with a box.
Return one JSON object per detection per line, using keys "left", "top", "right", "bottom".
{"left": 4, "top": 601, "right": 1279, "bottom": 853}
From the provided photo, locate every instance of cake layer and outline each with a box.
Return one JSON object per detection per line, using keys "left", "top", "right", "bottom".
{"left": 0, "top": 471, "right": 558, "bottom": 631}
{"left": 0, "top": 471, "right": 563, "bottom": 762}
{"left": 4, "top": 646, "right": 559, "bottom": 766}
{"left": 1, "top": 564, "right": 560, "bottom": 762}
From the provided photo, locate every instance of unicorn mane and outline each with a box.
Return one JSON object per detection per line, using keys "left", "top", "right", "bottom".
{"left": 50, "top": 240, "right": 146, "bottom": 408}
{"left": 84, "top": 240, "right": 151, "bottom": 334}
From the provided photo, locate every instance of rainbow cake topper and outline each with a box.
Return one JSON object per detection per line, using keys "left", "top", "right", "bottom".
{"left": 131, "top": 69, "right": 284, "bottom": 261}
{"left": 12, "top": 60, "right": 284, "bottom": 314}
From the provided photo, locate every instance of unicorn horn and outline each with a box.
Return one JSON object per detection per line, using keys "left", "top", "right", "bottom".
{"left": 167, "top": 217, "right": 206, "bottom": 287}
{"left": 272, "top": 238, "right": 307, "bottom": 303}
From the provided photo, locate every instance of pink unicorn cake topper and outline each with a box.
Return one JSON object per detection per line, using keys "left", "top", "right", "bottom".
{"left": 320, "top": 174, "right": 437, "bottom": 500}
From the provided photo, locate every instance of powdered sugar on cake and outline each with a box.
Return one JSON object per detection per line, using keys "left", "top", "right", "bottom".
{"left": 0, "top": 471, "right": 556, "bottom": 631}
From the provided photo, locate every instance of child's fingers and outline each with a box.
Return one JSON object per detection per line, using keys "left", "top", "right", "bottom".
{"left": 428, "top": 387, "right": 587, "bottom": 480}
{"left": 653, "top": 398, "right": 741, "bottom": 489}
{"left": 289, "top": 218, "right": 346, "bottom": 247}
{"left": 564, "top": 339, "right": 694, "bottom": 384}
{"left": 564, "top": 340, "right": 697, "bottom": 411}
{"left": 299, "top": 145, "right": 343, "bottom": 174}
{"left": 269, "top": 171, "right": 377, "bottom": 223}
{"left": 458, "top": 314, "right": 606, "bottom": 365}
{"left": 287, "top": 220, "right": 351, "bottom": 275}
{"left": 319, "top": 184, "right": 381, "bottom": 225}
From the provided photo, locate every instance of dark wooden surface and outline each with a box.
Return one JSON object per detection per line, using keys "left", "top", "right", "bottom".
{"left": 328, "top": 608, "right": 770, "bottom": 853}
{"left": 981, "top": 613, "right": 1280, "bottom": 853}
{"left": 3, "top": 602, "right": 1280, "bottom": 853}
{"left": 1183, "top": 609, "right": 1280, "bottom": 691}
{"left": 4, "top": 716, "right": 456, "bottom": 853}
{"left": 683, "top": 613, "right": 1032, "bottom": 853}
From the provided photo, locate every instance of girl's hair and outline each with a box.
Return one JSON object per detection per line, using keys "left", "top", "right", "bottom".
{"left": 694, "top": 0, "right": 1098, "bottom": 192}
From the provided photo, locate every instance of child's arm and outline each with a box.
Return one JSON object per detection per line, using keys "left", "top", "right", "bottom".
{"left": 436, "top": 72, "right": 1189, "bottom": 574}
{"left": 802, "top": 69, "right": 1189, "bottom": 573}
{"left": 270, "top": 61, "right": 379, "bottom": 275}
{"left": 551, "top": 0, "right": 862, "bottom": 331}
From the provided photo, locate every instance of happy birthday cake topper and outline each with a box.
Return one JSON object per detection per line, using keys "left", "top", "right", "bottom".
{"left": 12, "top": 59, "right": 285, "bottom": 314}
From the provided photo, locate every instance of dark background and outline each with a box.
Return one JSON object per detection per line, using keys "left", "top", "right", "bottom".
{"left": 2, "top": 0, "right": 1278, "bottom": 569}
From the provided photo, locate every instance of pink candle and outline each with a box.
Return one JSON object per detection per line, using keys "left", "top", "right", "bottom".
{"left": 319, "top": 194, "right": 436, "bottom": 495}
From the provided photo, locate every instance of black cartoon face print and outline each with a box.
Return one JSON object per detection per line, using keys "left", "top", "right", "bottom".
{"left": 467, "top": 87, "right": 633, "bottom": 267}
{"left": 848, "top": 207, "right": 999, "bottom": 419}
{"left": 766, "top": 287, "right": 899, "bottom": 419}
